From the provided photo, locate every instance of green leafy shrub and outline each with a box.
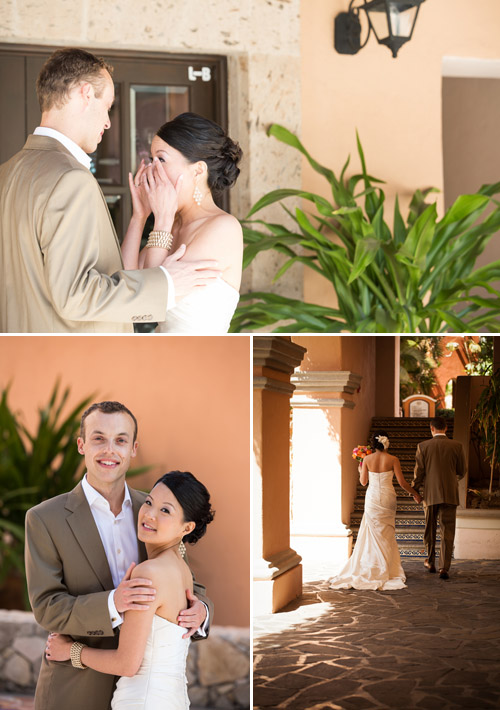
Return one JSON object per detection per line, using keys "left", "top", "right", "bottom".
{"left": 231, "top": 125, "right": 500, "bottom": 333}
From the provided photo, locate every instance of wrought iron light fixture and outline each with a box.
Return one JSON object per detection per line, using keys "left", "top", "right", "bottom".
{"left": 334, "top": 0, "right": 425, "bottom": 58}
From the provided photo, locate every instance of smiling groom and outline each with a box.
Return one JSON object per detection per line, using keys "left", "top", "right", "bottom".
{"left": 25, "top": 401, "right": 212, "bottom": 710}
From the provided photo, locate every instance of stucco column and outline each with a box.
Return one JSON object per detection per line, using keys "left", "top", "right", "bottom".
{"left": 375, "top": 337, "right": 400, "bottom": 417}
{"left": 290, "top": 371, "right": 362, "bottom": 565}
{"left": 253, "top": 336, "right": 306, "bottom": 614}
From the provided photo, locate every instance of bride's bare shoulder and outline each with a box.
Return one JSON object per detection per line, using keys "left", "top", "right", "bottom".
{"left": 188, "top": 213, "right": 242, "bottom": 252}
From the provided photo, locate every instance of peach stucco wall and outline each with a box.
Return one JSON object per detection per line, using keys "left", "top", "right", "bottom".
{"left": 300, "top": 0, "right": 500, "bottom": 306}
{"left": 293, "top": 336, "right": 377, "bottom": 524}
{"left": 0, "top": 335, "right": 250, "bottom": 627}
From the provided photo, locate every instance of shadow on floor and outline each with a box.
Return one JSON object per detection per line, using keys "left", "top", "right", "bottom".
{"left": 254, "top": 559, "right": 500, "bottom": 710}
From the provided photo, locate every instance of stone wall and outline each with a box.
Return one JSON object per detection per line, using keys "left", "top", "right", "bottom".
{"left": 0, "top": 0, "right": 303, "bottom": 300}
{"left": 0, "top": 610, "right": 250, "bottom": 708}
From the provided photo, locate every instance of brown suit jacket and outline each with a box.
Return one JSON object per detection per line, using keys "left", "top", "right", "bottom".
{"left": 412, "top": 434, "right": 466, "bottom": 506}
{"left": 0, "top": 135, "right": 168, "bottom": 332}
{"left": 25, "top": 481, "right": 212, "bottom": 710}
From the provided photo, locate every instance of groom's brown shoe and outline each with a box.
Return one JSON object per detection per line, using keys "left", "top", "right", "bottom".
{"left": 439, "top": 569, "right": 449, "bottom": 580}
{"left": 424, "top": 561, "right": 436, "bottom": 573}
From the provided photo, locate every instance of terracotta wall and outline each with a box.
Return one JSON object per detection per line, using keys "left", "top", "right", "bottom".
{"left": 300, "top": 0, "right": 500, "bottom": 307}
{"left": 0, "top": 335, "right": 250, "bottom": 627}
{"left": 431, "top": 336, "right": 476, "bottom": 407}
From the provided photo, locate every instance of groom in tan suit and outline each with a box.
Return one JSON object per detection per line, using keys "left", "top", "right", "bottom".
{"left": 412, "top": 417, "right": 466, "bottom": 580}
{"left": 25, "top": 401, "right": 212, "bottom": 710}
{"left": 0, "top": 48, "right": 219, "bottom": 332}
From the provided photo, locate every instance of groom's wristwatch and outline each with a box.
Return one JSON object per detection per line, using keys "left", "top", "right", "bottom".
{"left": 70, "top": 641, "right": 87, "bottom": 669}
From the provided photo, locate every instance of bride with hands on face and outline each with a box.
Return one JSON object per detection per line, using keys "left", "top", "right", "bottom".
{"left": 122, "top": 112, "right": 243, "bottom": 334}
{"left": 46, "top": 471, "right": 214, "bottom": 710}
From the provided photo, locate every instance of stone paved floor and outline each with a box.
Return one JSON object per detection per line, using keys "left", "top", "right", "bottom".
{"left": 254, "top": 559, "right": 500, "bottom": 709}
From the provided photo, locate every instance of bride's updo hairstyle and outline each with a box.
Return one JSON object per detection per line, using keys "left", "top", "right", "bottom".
{"left": 153, "top": 471, "right": 214, "bottom": 544}
{"left": 156, "top": 112, "right": 242, "bottom": 197}
{"left": 371, "top": 430, "right": 390, "bottom": 451}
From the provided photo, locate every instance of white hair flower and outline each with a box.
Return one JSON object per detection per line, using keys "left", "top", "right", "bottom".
{"left": 376, "top": 435, "right": 390, "bottom": 450}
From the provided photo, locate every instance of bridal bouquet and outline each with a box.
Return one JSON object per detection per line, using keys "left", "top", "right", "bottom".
{"left": 352, "top": 445, "right": 372, "bottom": 463}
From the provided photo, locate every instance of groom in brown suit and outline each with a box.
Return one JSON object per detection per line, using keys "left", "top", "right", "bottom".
{"left": 412, "top": 417, "right": 466, "bottom": 579}
{"left": 25, "top": 401, "right": 212, "bottom": 710}
{"left": 0, "top": 47, "right": 219, "bottom": 332}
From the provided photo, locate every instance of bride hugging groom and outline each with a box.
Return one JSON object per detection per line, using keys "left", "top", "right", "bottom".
{"left": 328, "top": 418, "right": 466, "bottom": 591}
{"left": 0, "top": 47, "right": 243, "bottom": 334}
{"left": 26, "top": 400, "right": 214, "bottom": 710}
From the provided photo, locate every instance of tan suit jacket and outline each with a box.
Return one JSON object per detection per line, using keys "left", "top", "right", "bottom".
{"left": 412, "top": 434, "right": 466, "bottom": 506}
{"left": 0, "top": 135, "right": 168, "bottom": 332}
{"left": 25, "top": 482, "right": 212, "bottom": 710}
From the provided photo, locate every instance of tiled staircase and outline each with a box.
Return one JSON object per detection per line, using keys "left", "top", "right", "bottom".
{"left": 350, "top": 417, "right": 454, "bottom": 558}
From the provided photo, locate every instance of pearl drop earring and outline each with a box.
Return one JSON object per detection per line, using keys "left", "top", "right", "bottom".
{"left": 193, "top": 185, "right": 203, "bottom": 206}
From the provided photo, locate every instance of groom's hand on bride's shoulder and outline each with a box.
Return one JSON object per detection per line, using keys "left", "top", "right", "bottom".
{"left": 177, "top": 589, "right": 207, "bottom": 639}
{"left": 114, "top": 562, "right": 157, "bottom": 613}
{"left": 161, "top": 244, "right": 222, "bottom": 302}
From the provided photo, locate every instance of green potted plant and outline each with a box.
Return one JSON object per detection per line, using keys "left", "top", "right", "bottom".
{"left": 231, "top": 125, "right": 500, "bottom": 333}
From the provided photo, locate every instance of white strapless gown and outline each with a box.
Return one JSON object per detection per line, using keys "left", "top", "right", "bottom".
{"left": 111, "top": 615, "right": 190, "bottom": 709}
{"left": 156, "top": 279, "right": 239, "bottom": 334}
{"left": 328, "top": 471, "right": 407, "bottom": 591}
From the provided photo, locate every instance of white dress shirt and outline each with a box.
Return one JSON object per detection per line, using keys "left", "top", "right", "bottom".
{"left": 33, "top": 126, "right": 175, "bottom": 312}
{"left": 82, "top": 474, "right": 138, "bottom": 628}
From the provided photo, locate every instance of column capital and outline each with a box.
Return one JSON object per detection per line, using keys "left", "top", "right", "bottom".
{"left": 291, "top": 370, "right": 362, "bottom": 393}
{"left": 290, "top": 370, "right": 362, "bottom": 408}
{"left": 253, "top": 376, "right": 296, "bottom": 395}
{"left": 253, "top": 337, "right": 307, "bottom": 375}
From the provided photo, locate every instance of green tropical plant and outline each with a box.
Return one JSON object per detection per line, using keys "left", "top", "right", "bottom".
{"left": 470, "top": 368, "right": 500, "bottom": 498}
{"left": 463, "top": 336, "right": 494, "bottom": 375}
{"left": 400, "top": 337, "right": 443, "bottom": 401}
{"left": 231, "top": 125, "right": 500, "bottom": 333}
{"left": 0, "top": 383, "right": 95, "bottom": 605}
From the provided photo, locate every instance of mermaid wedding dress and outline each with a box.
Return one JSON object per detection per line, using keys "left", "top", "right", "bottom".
{"left": 328, "top": 470, "right": 407, "bottom": 591}
{"left": 111, "top": 615, "right": 191, "bottom": 709}
{"left": 156, "top": 279, "right": 239, "bottom": 334}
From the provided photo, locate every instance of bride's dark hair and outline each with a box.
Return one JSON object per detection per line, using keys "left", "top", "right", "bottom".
{"left": 156, "top": 112, "right": 242, "bottom": 197}
{"left": 371, "top": 430, "right": 389, "bottom": 452}
{"left": 153, "top": 471, "right": 214, "bottom": 544}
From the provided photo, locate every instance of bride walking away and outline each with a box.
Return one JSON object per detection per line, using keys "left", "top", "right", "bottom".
{"left": 328, "top": 431, "right": 421, "bottom": 591}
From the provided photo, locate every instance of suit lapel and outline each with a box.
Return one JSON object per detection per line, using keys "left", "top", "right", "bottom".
{"left": 97, "top": 188, "right": 123, "bottom": 261}
{"left": 130, "top": 486, "right": 148, "bottom": 563}
{"left": 65, "top": 482, "right": 114, "bottom": 591}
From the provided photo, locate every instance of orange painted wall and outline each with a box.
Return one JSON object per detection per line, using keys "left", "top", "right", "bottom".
{"left": 300, "top": 0, "right": 500, "bottom": 307}
{"left": 0, "top": 335, "right": 250, "bottom": 627}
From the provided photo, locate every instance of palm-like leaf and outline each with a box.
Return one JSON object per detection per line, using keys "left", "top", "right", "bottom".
{"left": 232, "top": 125, "right": 500, "bottom": 333}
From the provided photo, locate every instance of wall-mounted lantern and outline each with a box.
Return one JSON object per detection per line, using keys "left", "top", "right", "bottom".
{"left": 334, "top": 0, "right": 425, "bottom": 58}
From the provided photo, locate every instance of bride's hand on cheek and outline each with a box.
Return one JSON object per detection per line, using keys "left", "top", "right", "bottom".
{"left": 45, "top": 633, "right": 72, "bottom": 662}
{"left": 128, "top": 160, "right": 151, "bottom": 221}
{"left": 144, "top": 159, "right": 183, "bottom": 231}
